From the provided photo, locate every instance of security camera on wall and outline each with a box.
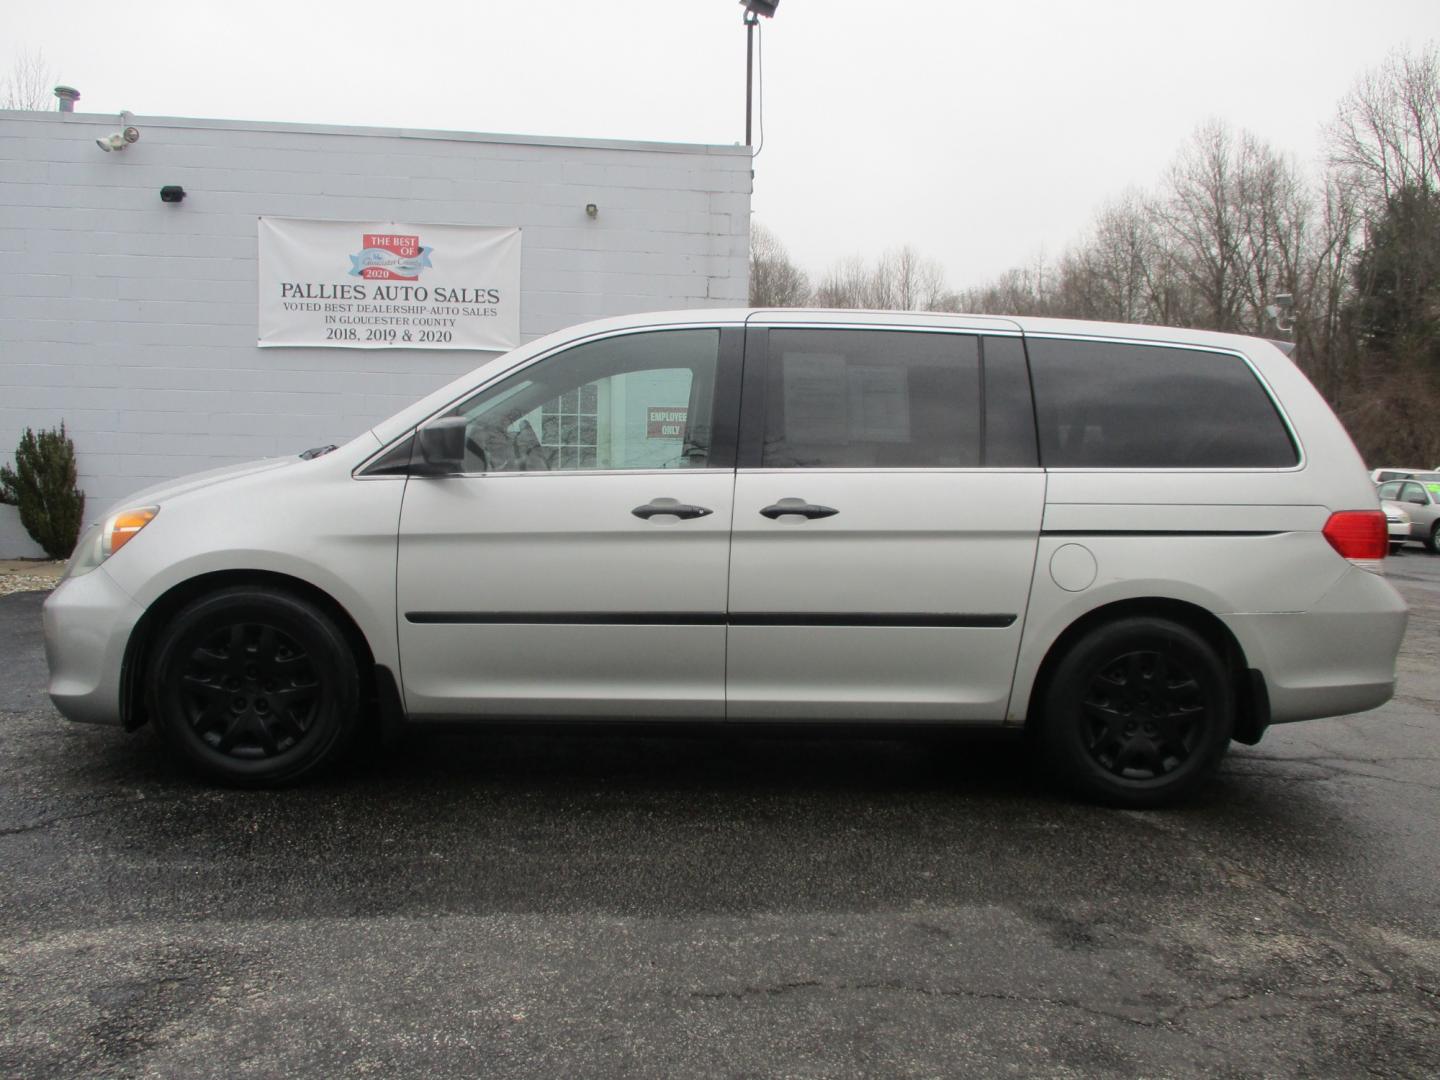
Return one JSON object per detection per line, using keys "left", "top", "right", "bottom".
{"left": 96, "top": 126, "right": 140, "bottom": 152}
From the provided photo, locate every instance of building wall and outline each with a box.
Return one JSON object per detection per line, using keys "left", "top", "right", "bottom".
{"left": 0, "top": 110, "right": 751, "bottom": 556}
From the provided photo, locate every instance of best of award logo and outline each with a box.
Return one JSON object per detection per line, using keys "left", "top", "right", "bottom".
{"left": 348, "top": 233, "right": 434, "bottom": 281}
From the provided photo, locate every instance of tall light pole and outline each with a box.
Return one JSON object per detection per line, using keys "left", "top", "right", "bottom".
{"left": 741, "top": 0, "right": 779, "bottom": 146}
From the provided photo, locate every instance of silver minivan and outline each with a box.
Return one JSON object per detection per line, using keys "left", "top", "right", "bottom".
{"left": 43, "top": 310, "right": 1408, "bottom": 805}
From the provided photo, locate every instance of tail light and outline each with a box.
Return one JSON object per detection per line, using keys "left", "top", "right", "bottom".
{"left": 1322, "top": 510, "right": 1388, "bottom": 572}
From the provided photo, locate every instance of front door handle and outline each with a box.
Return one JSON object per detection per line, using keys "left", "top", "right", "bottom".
{"left": 632, "top": 499, "right": 713, "bottom": 521}
{"left": 759, "top": 500, "right": 840, "bottom": 520}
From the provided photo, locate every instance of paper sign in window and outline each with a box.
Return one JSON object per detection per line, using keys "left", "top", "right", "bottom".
{"left": 847, "top": 365, "right": 910, "bottom": 443}
{"left": 647, "top": 407, "right": 688, "bottom": 440}
{"left": 781, "top": 353, "right": 850, "bottom": 444}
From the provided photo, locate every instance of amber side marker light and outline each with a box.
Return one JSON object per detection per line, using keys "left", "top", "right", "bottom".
{"left": 103, "top": 507, "right": 158, "bottom": 557}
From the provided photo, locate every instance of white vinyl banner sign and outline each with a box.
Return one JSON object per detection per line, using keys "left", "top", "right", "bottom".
{"left": 258, "top": 218, "right": 521, "bottom": 350}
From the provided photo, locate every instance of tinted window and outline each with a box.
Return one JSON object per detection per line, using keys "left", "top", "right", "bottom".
{"left": 1027, "top": 339, "right": 1298, "bottom": 469}
{"left": 446, "top": 329, "right": 720, "bottom": 472}
{"left": 762, "top": 330, "right": 980, "bottom": 468}
{"left": 982, "top": 336, "right": 1038, "bottom": 467}
{"left": 1379, "top": 482, "right": 1402, "bottom": 499}
{"left": 1402, "top": 483, "right": 1428, "bottom": 503}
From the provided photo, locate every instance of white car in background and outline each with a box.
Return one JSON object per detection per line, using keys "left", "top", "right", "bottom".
{"left": 1372, "top": 467, "right": 1440, "bottom": 486}
{"left": 1382, "top": 501, "right": 1412, "bottom": 554}
{"left": 42, "top": 310, "right": 1408, "bottom": 807}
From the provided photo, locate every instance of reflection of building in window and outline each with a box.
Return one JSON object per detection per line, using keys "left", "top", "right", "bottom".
{"left": 521, "top": 368, "right": 697, "bottom": 470}
{"left": 540, "top": 383, "right": 600, "bottom": 469}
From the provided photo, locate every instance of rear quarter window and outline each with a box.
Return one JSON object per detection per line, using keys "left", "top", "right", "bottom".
{"left": 1027, "top": 338, "right": 1298, "bottom": 469}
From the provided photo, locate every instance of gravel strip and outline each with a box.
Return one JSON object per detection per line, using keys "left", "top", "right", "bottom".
{"left": 0, "top": 563, "right": 64, "bottom": 596}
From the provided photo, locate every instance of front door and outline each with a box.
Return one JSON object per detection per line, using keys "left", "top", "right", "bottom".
{"left": 396, "top": 326, "right": 740, "bottom": 719}
{"left": 725, "top": 325, "right": 1046, "bottom": 721}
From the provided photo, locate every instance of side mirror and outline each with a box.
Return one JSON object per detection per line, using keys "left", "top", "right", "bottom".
{"left": 414, "top": 417, "right": 468, "bottom": 475}
{"left": 1410, "top": 494, "right": 1428, "bottom": 505}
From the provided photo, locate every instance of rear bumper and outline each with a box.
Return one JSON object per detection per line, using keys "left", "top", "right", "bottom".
{"left": 1222, "top": 566, "right": 1408, "bottom": 725}
{"left": 42, "top": 566, "right": 143, "bottom": 726}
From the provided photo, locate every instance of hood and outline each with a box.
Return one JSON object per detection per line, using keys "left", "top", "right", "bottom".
{"left": 98, "top": 457, "right": 299, "bottom": 520}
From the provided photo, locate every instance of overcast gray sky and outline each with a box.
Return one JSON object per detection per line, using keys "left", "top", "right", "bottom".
{"left": 6, "top": 1, "right": 1436, "bottom": 289}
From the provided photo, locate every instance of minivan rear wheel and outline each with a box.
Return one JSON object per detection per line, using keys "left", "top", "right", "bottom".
{"left": 1039, "top": 617, "right": 1233, "bottom": 807}
{"left": 147, "top": 586, "right": 360, "bottom": 786}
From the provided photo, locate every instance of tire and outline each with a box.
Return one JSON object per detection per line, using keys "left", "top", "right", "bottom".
{"left": 147, "top": 586, "right": 360, "bottom": 786}
{"left": 1038, "top": 617, "right": 1234, "bottom": 808}
{"left": 1426, "top": 522, "right": 1440, "bottom": 554}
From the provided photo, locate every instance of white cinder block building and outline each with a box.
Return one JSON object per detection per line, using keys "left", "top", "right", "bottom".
{"left": 0, "top": 108, "right": 751, "bottom": 556}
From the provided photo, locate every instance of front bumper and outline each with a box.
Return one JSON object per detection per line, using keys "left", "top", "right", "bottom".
{"left": 1222, "top": 565, "right": 1408, "bottom": 726}
{"left": 42, "top": 566, "right": 145, "bottom": 726}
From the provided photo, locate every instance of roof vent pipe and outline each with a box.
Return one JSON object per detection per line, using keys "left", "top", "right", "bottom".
{"left": 54, "top": 86, "right": 80, "bottom": 112}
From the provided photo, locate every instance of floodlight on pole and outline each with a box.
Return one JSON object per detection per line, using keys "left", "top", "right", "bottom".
{"left": 740, "top": 0, "right": 778, "bottom": 147}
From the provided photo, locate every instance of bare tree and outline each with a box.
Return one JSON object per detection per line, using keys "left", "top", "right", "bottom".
{"left": 880, "top": 246, "right": 950, "bottom": 311}
{"left": 2, "top": 50, "right": 54, "bottom": 111}
{"left": 748, "top": 221, "right": 810, "bottom": 307}
{"left": 1234, "top": 141, "right": 1312, "bottom": 333}
{"left": 810, "top": 246, "right": 952, "bottom": 311}
{"left": 811, "top": 255, "right": 874, "bottom": 308}
{"left": 952, "top": 265, "right": 1050, "bottom": 317}
{"left": 1161, "top": 121, "right": 1250, "bottom": 330}
{"left": 1150, "top": 121, "right": 1316, "bottom": 336}
{"left": 1274, "top": 171, "right": 1357, "bottom": 394}
{"left": 1054, "top": 191, "right": 1168, "bottom": 323}
{"left": 1328, "top": 43, "right": 1440, "bottom": 207}
{"left": 862, "top": 47, "right": 1435, "bottom": 461}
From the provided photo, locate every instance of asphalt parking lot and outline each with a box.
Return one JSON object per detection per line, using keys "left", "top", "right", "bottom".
{"left": 2, "top": 558, "right": 1439, "bottom": 1078}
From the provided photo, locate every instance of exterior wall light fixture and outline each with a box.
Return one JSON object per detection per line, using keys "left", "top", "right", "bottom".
{"left": 160, "top": 186, "right": 186, "bottom": 204}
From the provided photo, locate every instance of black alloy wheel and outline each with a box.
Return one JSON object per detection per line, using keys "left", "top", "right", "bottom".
{"left": 1079, "top": 650, "right": 1206, "bottom": 781}
{"left": 180, "top": 622, "right": 318, "bottom": 758}
{"left": 148, "top": 587, "right": 360, "bottom": 785}
{"left": 1039, "top": 617, "right": 1234, "bottom": 807}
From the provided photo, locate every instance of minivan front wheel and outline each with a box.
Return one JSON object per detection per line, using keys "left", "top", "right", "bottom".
{"left": 147, "top": 586, "right": 360, "bottom": 785}
{"left": 1039, "top": 617, "right": 1234, "bottom": 807}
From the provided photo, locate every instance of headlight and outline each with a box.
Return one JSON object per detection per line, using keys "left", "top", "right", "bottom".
{"left": 63, "top": 506, "right": 159, "bottom": 579}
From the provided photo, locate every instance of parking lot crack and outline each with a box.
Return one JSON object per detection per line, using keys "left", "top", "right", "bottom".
{"left": 1226, "top": 757, "right": 1440, "bottom": 793}
{"left": 690, "top": 980, "right": 823, "bottom": 1000}
{"left": 0, "top": 806, "right": 112, "bottom": 837}
{"left": 691, "top": 978, "right": 1159, "bottom": 1027}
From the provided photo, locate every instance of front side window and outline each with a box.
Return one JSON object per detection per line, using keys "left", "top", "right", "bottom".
{"left": 444, "top": 329, "right": 720, "bottom": 472}
{"left": 1402, "top": 482, "right": 1429, "bottom": 504}
{"left": 1027, "top": 339, "right": 1299, "bottom": 469}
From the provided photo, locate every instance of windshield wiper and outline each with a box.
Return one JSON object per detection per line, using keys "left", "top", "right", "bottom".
{"left": 299, "top": 444, "right": 338, "bottom": 460}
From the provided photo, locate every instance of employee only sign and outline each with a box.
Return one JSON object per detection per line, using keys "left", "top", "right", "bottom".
{"left": 258, "top": 218, "right": 521, "bottom": 350}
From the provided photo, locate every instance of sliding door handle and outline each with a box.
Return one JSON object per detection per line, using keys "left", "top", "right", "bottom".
{"left": 759, "top": 501, "right": 839, "bottom": 520}
{"left": 632, "top": 500, "right": 713, "bottom": 521}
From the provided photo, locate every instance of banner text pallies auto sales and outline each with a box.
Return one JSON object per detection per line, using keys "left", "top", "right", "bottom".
{"left": 259, "top": 221, "right": 521, "bottom": 350}
{"left": 279, "top": 284, "right": 503, "bottom": 327}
